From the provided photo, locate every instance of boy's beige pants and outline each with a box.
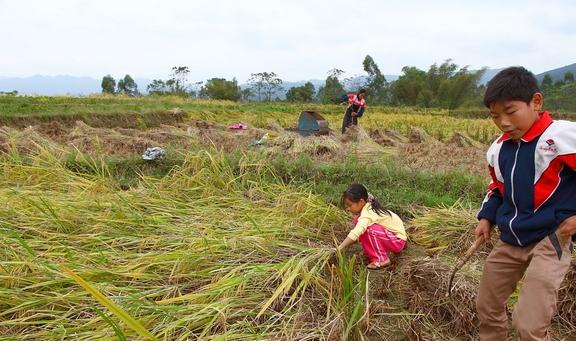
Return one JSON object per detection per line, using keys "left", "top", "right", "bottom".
{"left": 476, "top": 232, "right": 572, "bottom": 341}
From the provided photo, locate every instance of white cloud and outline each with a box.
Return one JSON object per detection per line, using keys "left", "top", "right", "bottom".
{"left": 1, "top": 0, "right": 575, "bottom": 82}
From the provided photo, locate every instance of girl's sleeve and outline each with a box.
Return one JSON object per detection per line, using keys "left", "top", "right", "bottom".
{"left": 347, "top": 216, "right": 370, "bottom": 241}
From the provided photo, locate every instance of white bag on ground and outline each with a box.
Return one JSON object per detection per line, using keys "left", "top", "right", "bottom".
{"left": 142, "top": 147, "right": 166, "bottom": 160}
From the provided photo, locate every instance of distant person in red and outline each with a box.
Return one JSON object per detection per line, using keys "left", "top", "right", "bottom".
{"left": 341, "top": 89, "right": 367, "bottom": 133}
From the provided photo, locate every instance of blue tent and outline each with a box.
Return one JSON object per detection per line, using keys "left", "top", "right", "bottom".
{"left": 297, "top": 111, "right": 329, "bottom": 135}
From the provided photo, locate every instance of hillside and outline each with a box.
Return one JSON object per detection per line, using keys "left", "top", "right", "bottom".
{"left": 536, "top": 63, "right": 576, "bottom": 82}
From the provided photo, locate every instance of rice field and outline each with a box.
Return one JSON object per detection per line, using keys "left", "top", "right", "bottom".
{"left": 1, "top": 97, "right": 574, "bottom": 340}
{"left": 0, "top": 96, "right": 500, "bottom": 143}
{"left": 1, "top": 147, "right": 373, "bottom": 340}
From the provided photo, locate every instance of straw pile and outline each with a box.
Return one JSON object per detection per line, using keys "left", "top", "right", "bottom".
{"left": 408, "top": 203, "right": 496, "bottom": 256}
{"left": 408, "top": 127, "right": 440, "bottom": 144}
{"left": 0, "top": 126, "right": 62, "bottom": 155}
{"left": 250, "top": 130, "right": 346, "bottom": 161}
{"left": 369, "top": 128, "right": 408, "bottom": 147}
{"left": 446, "top": 131, "right": 485, "bottom": 149}
{"left": 399, "top": 140, "right": 488, "bottom": 176}
{"left": 340, "top": 125, "right": 397, "bottom": 162}
{"left": 398, "top": 256, "right": 481, "bottom": 338}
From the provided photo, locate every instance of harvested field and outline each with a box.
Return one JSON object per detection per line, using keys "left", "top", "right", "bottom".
{"left": 1, "top": 100, "right": 574, "bottom": 339}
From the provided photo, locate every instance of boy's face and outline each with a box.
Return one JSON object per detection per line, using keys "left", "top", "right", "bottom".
{"left": 344, "top": 198, "right": 366, "bottom": 215}
{"left": 489, "top": 93, "right": 543, "bottom": 141}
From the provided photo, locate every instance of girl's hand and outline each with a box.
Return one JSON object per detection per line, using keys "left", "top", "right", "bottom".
{"left": 337, "top": 237, "right": 355, "bottom": 251}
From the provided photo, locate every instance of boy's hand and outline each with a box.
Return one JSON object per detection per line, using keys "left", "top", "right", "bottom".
{"left": 351, "top": 112, "right": 357, "bottom": 117}
{"left": 557, "top": 216, "right": 576, "bottom": 238}
{"left": 475, "top": 218, "right": 492, "bottom": 241}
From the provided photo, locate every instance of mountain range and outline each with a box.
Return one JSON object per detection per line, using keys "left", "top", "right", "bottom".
{"left": 1, "top": 64, "right": 574, "bottom": 97}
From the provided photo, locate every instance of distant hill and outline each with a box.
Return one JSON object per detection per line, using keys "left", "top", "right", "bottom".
{"left": 0, "top": 75, "right": 152, "bottom": 96}
{"left": 477, "top": 68, "right": 504, "bottom": 85}
{"left": 535, "top": 63, "right": 576, "bottom": 83}
{"left": 470, "top": 64, "right": 576, "bottom": 86}
{"left": 476, "top": 64, "right": 576, "bottom": 85}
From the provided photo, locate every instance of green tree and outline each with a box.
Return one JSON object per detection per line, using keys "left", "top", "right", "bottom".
{"left": 117, "top": 74, "right": 138, "bottom": 96}
{"left": 434, "top": 64, "right": 485, "bottom": 109}
{"left": 564, "top": 71, "right": 574, "bottom": 83}
{"left": 170, "top": 66, "right": 190, "bottom": 96}
{"left": 147, "top": 79, "right": 169, "bottom": 95}
{"left": 546, "top": 82, "right": 576, "bottom": 111}
{"left": 199, "top": 78, "right": 241, "bottom": 101}
{"left": 248, "top": 72, "right": 283, "bottom": 101}
{"left": 391, "top": 60, "right": 483, "bottom": 108}
{"left": 145, "top": 66, "right": 192, "bottom": 97}
{"left": 240, "top": 88, "right": 253, "bottom": 101}
{"left": 362, "top": 55, "right": 388, "bottom": 103}
{"left": 541, "top": 73, "right": 553, "bottom": 91}
{"left": 285, "top": 82, "right": 315, "bottom": 102}
{"left": 391, "top": 66, "right": 428, "bottom": 106}
{"left": 317, "top": 69, "right": 345, "bottom": 104}
{"left": 101, "top": 75, "right": 116, "bottom": 94}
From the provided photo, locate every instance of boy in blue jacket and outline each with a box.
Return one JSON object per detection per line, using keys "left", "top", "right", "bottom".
{"left": 475, "top": 66, "right": 576, "bottom": 340}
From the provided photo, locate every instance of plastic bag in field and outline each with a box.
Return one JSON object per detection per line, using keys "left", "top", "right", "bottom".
{"left": 142, "top": 147, "right": 166, "bottom": 160}
{"left": 251, "top": 132, "right": 279, "bottom": 146}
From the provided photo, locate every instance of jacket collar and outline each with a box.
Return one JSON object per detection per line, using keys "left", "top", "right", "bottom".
{"left": 497, "top": 111, "right": 553, "bottom": 143}
{"left": 361, "top": 202, "right": 372, "bottom": 215}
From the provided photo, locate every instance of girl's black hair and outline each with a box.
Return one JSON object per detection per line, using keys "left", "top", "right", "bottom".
{"left": 341, "top": 183, "right": 390, "bottom": 216}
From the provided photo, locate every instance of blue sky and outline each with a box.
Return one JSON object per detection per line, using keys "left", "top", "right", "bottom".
{"left": 1, "top": 0, "right": 575, "bottom": 83}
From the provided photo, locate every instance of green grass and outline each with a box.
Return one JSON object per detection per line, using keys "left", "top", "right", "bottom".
{"left": 0, "top": 95, "right": 452, "bottom": 117}
{"left": 51, "top": 149, "right": 487, "bottom": 219}
{"left": 264, "top": 154, "right": 486, "bottom": 217}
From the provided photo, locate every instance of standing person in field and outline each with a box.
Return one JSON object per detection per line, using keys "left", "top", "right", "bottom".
{"left": 336, "top": 183, "right": 406, "bottom": 269}
{"left": 475, "top": 66, "right": 576, "bottom": 340}
{"left": 341, "top": 89, "right": 367, "bottom": 134}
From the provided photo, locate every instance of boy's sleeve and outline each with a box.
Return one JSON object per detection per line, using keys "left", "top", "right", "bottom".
{"left": 477, "top": 165, "right": 503, "bottom": 224}
{"left": 557, "top": 124, "right": 576, "bottom": 171}
{"left": 347, "top": 216, "right": 370, "bottom": 241}
{"left": 555, "top": 122, "right": 576, "bottom": 224}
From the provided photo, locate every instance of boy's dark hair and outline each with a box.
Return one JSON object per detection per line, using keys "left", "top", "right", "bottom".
{"left": 358, "top": 88, "right": 367, "bottom": 95}
{"left": 341, "top": 183, "right": 390, "bottom": 216}
{"left": 483, "top": 66, "right": 540, "bottom": 108}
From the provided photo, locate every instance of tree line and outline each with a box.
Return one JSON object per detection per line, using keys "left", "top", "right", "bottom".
{"left": 100, "top": 57, "right": 576, "bottom": 111}
{"left": 540, "top": 71, "right": 576, "bottom": 111}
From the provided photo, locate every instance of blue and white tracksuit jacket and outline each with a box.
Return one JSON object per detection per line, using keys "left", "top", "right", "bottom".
{"left": 477, "top": 111, "right": 576, "bottom": 246}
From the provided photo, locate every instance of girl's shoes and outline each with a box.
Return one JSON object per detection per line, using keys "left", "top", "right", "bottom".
{"left": 367, "top": 260, "right": 391, "bottom": 270}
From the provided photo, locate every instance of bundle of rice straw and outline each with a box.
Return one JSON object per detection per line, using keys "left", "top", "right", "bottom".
{"left": 398, "top": 256, "right": 480, "bottom": 338}
{"left": 408, "top": 204, "right": 497, "bottom": 256}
